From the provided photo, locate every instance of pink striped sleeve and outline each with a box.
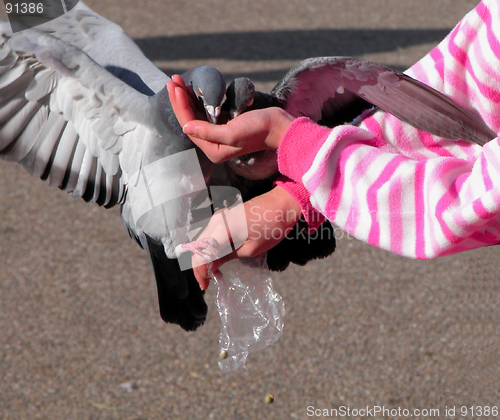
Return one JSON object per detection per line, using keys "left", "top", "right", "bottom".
{"left": 277, "top": 0, "right": 500, "bottom": 259}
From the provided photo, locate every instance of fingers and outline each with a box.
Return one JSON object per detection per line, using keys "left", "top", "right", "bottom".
{"left": 167, "top": 75, "right": 207, "bottom": 122}
{"left": 184, "top": 107, "right": 293, "bottom": 151}
{"left": 193, "top": 253, "right": 234, "bottom": 290}
{"left": 191, "top": 186, "right": 302, "bottom": 290}
{"left": 182, "top": 112, "right": 263, "bottom": 162}
{"left": 182, "top": 120, "right": 227, "bottom": 141}
{"left": 183, "top": 122, "right": 245, "bottom": 163}
{"left": 183, "top": 122, "right": 238, "bottom": 149}
{"left": 182, "top": 113, "right": 249, "bottom": 144}
{"left": 171, "top": 74, "right": 186, "bottom": 88}
{"left": 167, "top": 79, "right": 196, "bottom": 127}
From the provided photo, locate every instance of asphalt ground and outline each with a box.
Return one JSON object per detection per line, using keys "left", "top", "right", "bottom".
{"left": 1, "top": 1, "right": 498, "bottom": 419}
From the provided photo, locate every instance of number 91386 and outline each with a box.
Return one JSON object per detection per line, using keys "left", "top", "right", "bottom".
{"left": 460, "top": 406, "right": 499, "bottom": 417}
{"left": 5, "top": 2, "right": 44, "bottom": 14}
{"left": 3, "top": 0, "right": 79, "bottom": 33}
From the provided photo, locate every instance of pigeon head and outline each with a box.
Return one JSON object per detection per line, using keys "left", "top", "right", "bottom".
{"left": 181, "top": 65, "right": 226, "bottom": 124}
{"left": 225, "top": 77, "right": 255, "bottom": 119}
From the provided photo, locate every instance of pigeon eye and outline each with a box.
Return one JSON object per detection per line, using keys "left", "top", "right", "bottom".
{"left": 197, "top": 87, "right": 204, "bottom": 97}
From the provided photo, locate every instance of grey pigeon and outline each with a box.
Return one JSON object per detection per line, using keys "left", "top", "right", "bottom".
{"left": 181, "top": 66, "right": 225, "bottom": 124}
{"left": 0, "top": 3, "right": 229, "bottom": 331}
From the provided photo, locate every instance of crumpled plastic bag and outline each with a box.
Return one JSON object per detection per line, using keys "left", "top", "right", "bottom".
{"left": 211, "top": 255, "right": 285, "bottom": 372}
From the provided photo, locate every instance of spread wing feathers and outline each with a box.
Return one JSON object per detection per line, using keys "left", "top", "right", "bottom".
{"left": 32, "top": 2, "right": 168, "bottom": 93}
{"left": 38, "top": 2, "right": 118, "bottom": 48}
{"left": 0, "top": 26, "right": 158, "bottom": 208}
{"left": 272, "top": 57, "right": 496, "bottom": 145}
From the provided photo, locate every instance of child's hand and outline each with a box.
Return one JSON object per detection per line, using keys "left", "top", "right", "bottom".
{"left": 187, "top": 186, "right": 302, "bottom": 290}
{"left": 167, "top": 76, "right": 294, "bottom": 163}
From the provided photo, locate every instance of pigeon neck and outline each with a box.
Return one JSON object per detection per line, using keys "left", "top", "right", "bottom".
{"left": 250, "top": 91, "right": 283, "bottom": 111}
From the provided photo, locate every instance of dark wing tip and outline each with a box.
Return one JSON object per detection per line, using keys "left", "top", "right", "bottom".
{"left": 357, "top": 68, "right": 496, "bottom": 146}
{"left": 146, "top": 236, "right": 207, "bottom": 332}
{"left": 267, "top": 221, "right": 336, "bottom": 272}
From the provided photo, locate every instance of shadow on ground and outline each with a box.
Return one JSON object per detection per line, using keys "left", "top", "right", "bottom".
{"left": 136, "top": 28, "right": 450, "bottom": 79}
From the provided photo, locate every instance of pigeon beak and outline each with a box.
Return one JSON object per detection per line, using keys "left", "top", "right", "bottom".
{"left": 229, "top": 97, "right": 253, "bottom": 120}
{"left": 205, "top": 105, "right": 221, "bottom": 124}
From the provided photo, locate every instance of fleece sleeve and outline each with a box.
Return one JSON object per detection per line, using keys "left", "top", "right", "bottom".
{"left": 276, "top": 0, "right": 500, "bottom": 259}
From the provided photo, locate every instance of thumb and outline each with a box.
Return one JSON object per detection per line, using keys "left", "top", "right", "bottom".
{"left": 182, "top": 120, "right": 236, "bottom": 143}
{"left": 183, "top": 124, "right": 242, "bottom": 163}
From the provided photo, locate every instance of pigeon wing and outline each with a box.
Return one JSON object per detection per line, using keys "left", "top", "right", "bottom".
{"left": 1, "top": 25, "right": 212, "bottom": 332}
{"left": 272, "top": 57, "right": 496, "bottom": 145}
{"left": 0, "top": 24, "right": 158, "bottom": 208}
{"left": 33, "top": 2, "right": 168, "bottom": 93}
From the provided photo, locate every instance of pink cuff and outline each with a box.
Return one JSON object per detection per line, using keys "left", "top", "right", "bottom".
{"left": 274, "top": 176, "right": 325, "bottom": 232}
{"left": 277, "top": 117, "right": 332, "bottom": 183}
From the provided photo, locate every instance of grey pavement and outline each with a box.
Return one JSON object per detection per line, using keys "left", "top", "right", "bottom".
{"left": 1, "top": 1, "right": 498, "bottom": 419}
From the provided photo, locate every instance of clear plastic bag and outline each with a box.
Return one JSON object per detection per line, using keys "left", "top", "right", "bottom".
{"left": 211, "top": 255, "right": 285, "bottom": 372}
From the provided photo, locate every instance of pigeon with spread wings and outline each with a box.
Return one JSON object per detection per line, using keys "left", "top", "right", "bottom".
{"left": 2, "top": 3, "right": 327, "bottom": 332}
{"left": 0, "top": 3, "right": 228, "bottom": 331}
